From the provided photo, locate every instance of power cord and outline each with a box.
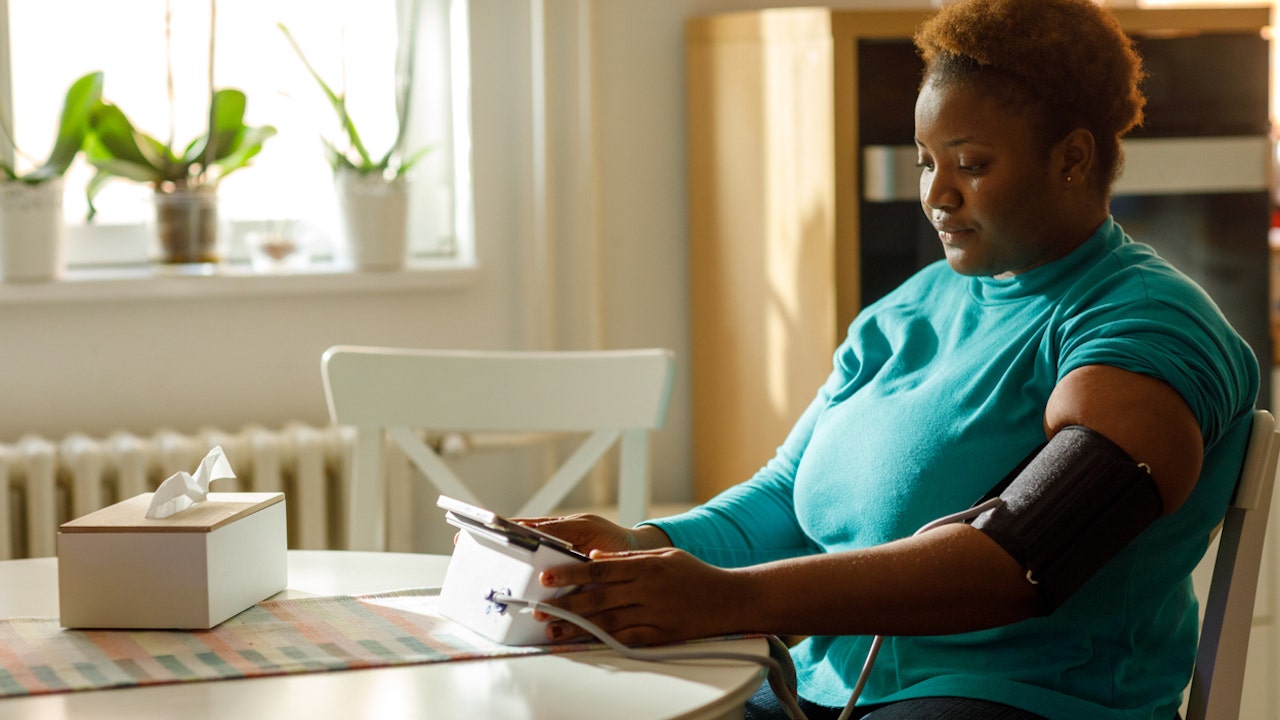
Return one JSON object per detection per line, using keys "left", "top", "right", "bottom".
{"left": 838, "top": 497, "right": 1003, "bottom": 720}
{"left": 492, "top": 497, "right": 1003, "bottom": 720}
{"left": 491, "top": 592, "right": 810, "bottom": 720}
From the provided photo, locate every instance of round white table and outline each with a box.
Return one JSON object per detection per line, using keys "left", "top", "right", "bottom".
{"left": 0, "top": 551, "right": 767, "bottom": 720}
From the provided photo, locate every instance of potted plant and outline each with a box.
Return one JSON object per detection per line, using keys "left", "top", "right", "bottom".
{"left": 83, "top": 0, "right": 276, "bottom": 266}
{"left": 0, "top": 71, "right": 103, "bottom": 281}
{"left": 84, "top": 88, "right": 276, "bottom": 265}
{"left": 279, "top": 19, "right": 433, "bottom": 270}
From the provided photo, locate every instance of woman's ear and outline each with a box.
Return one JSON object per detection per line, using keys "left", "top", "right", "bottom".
{"left": 1058, "top": 128, "right": 1096, "bottom": 188}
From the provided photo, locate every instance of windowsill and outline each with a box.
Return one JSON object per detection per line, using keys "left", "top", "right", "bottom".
{"left": 0, "top": 256, "right": 480, "bottom": 305}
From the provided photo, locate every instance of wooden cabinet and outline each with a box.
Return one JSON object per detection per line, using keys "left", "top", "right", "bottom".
{"left": 686, "top": 9, "right": 843, "bottom": 503}
{"left": 686, "top": 10, "right": 939, "bottom": 503}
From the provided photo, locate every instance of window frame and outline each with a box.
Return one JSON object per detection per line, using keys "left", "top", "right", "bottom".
{"left": 0, "top": 0, "right": 475, "bottom": 275}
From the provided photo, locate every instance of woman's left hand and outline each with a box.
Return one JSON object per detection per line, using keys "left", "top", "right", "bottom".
{"left": 536, "top": 547, "right": 746, "bottom": 646}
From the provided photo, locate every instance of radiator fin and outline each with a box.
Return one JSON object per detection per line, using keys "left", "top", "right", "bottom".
{"left": 0, "top": 424, "right": 357, "bottom": 560}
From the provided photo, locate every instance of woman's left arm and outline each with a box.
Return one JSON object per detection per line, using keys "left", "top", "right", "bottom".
{"left": 538, "top": 365, "right": 1202, "bottom": 645}
{"left": 1043, "top": 364, "right": 1203, "bottom": 515}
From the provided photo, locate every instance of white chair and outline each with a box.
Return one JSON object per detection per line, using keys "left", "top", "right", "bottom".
{"left": 321, "top": 345, "right": 677, "bottom": 552}
{"left": 1186, "top": 408, "right": 1279, "bottom": 720}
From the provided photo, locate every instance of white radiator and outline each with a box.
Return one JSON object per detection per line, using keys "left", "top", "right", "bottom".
{"left": 0, "top": 423, "right": 356, "bottom": 560}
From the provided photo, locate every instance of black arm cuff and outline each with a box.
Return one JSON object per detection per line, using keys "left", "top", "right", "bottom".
{"left": 970, "top": 425, "right": 1163, "bottom": 612}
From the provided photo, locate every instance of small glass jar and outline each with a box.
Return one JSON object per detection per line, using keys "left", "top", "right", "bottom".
{"left": 151, "top": 187, "right": 222, "bottom": 265}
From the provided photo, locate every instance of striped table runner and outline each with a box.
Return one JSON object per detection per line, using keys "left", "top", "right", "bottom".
{"left": 0, "top": 588, "right": 594, "bottom": 697}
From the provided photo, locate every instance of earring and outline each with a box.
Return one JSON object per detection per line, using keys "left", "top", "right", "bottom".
{"left": 1066, "top": 175, "right": 1073, "bottom": 184}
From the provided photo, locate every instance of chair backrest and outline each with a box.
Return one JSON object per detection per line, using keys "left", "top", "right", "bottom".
{"left": 1186, "top": 408, "right": 1278, "bottom": 720}
{"left": 322, "top": 345, "right": 677, "bottom": 551}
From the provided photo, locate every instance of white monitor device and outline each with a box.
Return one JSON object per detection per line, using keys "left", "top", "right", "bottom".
{"left": 436, "top": 495, "right": 588, "bottom": 645}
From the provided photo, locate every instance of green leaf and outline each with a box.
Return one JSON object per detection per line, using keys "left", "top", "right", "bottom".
{"left": 395, "top": 144, "right": 437, "bottom": 177}
{"left": 179, "top": 134, "right": 207, "bottom": 171}
{"left": 82, "top": 125, "right": 165, "bottom": 220}
{"left": 87, "top": 155, "right": 167, "bottom": 184}
{"left": 279, "top": 22, "right": 373, "bottom": 168}
{"left": 178, "top": 89, "right": 245, "bottom": 170}
{"left": 320, "top": 138, "right": 351, "bottom": 172}
{"left": 200, "top": 88, "right": 248, "bottom": 165}
{"left": 209, "top": 124, "right": 277, "bottom": 180}
{"left": 24, "top": 71, "right": 104, "bottom": 183}
{"left": 86, "top": 83, "right": 273, "bottom": 195}
{"left": 86, "top": 102, "right": 165, "bottom": 175}
{"left": 84, "top": 169, "right": 114, "bottom": 221}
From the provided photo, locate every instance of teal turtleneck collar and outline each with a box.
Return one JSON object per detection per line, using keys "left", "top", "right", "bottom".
{"left": 969, "top": 216, "right": 1124, "bottom": 303}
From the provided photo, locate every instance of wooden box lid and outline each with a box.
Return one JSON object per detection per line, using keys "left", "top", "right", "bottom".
{"left": 60, "top": 492, "right": 284, "bottom": 534}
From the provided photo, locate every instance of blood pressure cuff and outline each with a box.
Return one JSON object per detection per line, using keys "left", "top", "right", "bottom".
{"left": 969, "top": 425, "right": 1163, "bottom": 612}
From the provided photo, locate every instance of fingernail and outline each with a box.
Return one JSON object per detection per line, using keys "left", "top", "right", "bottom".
{"left": 541, "top": 572, "right": 555, "bottom": 586}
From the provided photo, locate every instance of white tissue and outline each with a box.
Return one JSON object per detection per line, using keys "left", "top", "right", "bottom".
{"left": 145, "top": 445, "right": 238, "bottom": 519}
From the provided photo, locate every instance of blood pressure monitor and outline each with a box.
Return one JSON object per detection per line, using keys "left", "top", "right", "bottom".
{"left": 436, "top": 495, "right": 588, "bottom": 645}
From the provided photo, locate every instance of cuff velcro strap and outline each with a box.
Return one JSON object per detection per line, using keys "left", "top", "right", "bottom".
{"left": 970, "top": 425, "right": 1162, "bottom": 612}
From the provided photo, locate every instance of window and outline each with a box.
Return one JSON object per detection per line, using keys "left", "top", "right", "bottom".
{"left": 3, "top": 0, "right": 470, "bottom": 268}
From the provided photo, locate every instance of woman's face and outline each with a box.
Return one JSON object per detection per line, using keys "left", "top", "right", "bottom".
{"left": 914, "top": 77, "right": 1070, "bottom": 278}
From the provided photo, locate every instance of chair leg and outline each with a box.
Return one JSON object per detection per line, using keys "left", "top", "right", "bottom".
{"left": 347, "top": 429, "right": 386, "bottom": 551}
{"left": 617, "top": 430, "right": 650, "bottom": 527}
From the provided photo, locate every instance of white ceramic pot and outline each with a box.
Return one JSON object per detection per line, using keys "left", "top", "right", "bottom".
{"left": 335, "top": 170, "right": 409, "bottom": 271}
{"left": 0, "top": 179, "right": 65, "bottom": 282}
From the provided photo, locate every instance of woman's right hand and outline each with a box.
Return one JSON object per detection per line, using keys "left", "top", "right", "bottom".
{"left": 517, "top": 513, "right": 671, "bottom": 555}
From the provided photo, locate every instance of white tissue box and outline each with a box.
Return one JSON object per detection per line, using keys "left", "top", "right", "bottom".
{"left": 57, "top": 492, "right": 286, "bottom": 629}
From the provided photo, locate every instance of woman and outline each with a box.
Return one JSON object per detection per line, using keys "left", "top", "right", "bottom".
{"left": 525, "top": 1, "right": 1260, "bottom": 718}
